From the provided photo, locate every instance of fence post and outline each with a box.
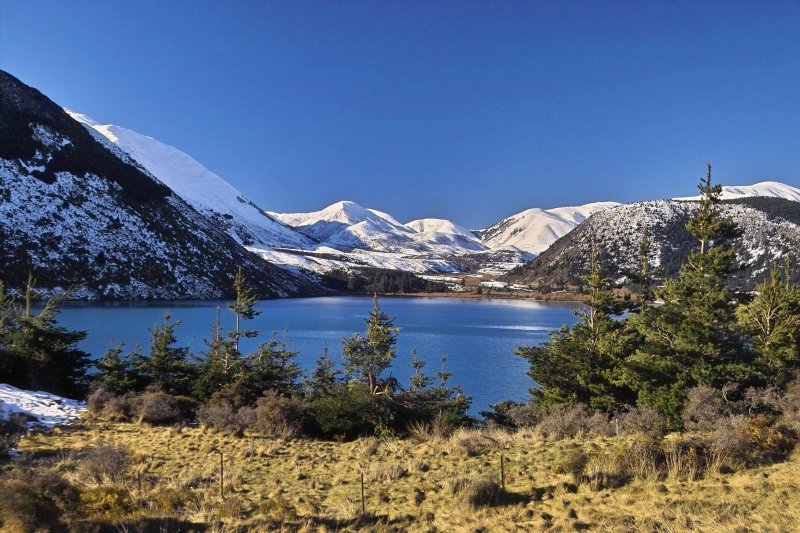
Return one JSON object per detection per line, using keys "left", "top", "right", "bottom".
{"left": 360, "top": 469, "right": 366, "bottom": 515}
{"left": 219, "top": 451, "right": 224, "bottom": 499}
{"left": 500, "top": 454, "right": 506, "bottom": 489}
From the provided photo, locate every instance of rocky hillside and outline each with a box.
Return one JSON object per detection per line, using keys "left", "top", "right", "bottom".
{"left": 0, "top": 70, "right": 320, "bottom": 299}
{"left": 505, "top": 197, "right": 800, "bottom": 292}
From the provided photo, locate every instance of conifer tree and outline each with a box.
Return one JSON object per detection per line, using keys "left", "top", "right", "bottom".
{"left": 193, "top": 308, "right": 241, "bottom": 400}
{"left": 516, "top": 246, "right": 635, "bottom": 411}
{"left": 95, "top": 344, "right": 138, "bottom": 395}
{"left": 227, "top": 266, "right": 261, "bottom": 352}
{"left": 621, "top": 163, "right": 753, "bottom": 427}
{"left": 2, "top": 277, "right": 90, "bottom": 397}
{"left": 342, "top": 295, "right": 398, "bottom": 394}
{"left": 304, "top": 346, "right": 340, "bottom": 399}
{"left": 140, "top": 314, "right": 195, "bottom": 395}
{"left": 737, "top": 263, "right": 800, "bottom": 385}
{"left": 245, "top": 334, "right": 302, "bottom": 396}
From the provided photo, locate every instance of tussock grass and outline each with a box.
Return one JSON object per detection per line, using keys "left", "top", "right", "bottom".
{"left": 5, "top": 423, "right": 799, "bottom": 531}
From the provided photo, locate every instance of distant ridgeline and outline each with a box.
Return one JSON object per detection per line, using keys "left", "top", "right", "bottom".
{"left": 505, "top": 196, "right": 800, "bottom": 293}
{"left": 0, "top": 70, "right": 321, "bottom": 299}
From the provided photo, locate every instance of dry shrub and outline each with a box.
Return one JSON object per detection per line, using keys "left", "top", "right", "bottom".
{"left": 623, "top": 434, "right": 664, "bottom": 480}
{"left": 663, "top": 436, "right": 709, "bottom": 481}
{"left": 86, "top": 387, "right": 113, "bottom": 414}
{"left": 536, "top": 404, "right": 593, "bottom": 440}
{"left": 446, "top": 428, "right": 496, "bottom": 456}
{"left": 358, "top": 436, "right": 379, "bottom": 460}
{"left": 778, "top": 377, "right": 800, "bottom": 431}
{"left": 0, "top": 412, "right": 27, "bottom": 457}
{"left": 587, "top": 412, "right": 614, "bottom": 437}
{"left": 0, "top": 470, "right": 79, "bottom": 532}
{"left": 553, "top": 449, "right": 590, "bottom": 483}
{"left": 148, "top": 487, "right": 200, "bottom": 514}
{"left": 712, "top": 415, "right": 796, "bottom": 468}
{"left": 586, "top": 450, "right": 630, "bottom": 490}
{"left": 80, "top": 443, "right": 132, "bottom": 485}
{"left": 367, "top": 462, "right": 407, "bottom": 482}
{"left": 198, "top": 403, "right": 249, "bottom": 437}
{"left": 78, "top": 486, "right": 134, "bottom": 520}
{"left": 100, "top": 394, "right": 136, "bottom": 421}
{"left": 250, "top": 390, "right": 304, "bottom": 439}
{"left": 135, "top": 392, "right": 196, "bottom": 425}
{"left": 258, "top": 495, "right": 299, "bottom": 521}
{"left": 617, "top": 406, "right": 665, "bottom": 436}
{"left": 457, "top": 478, "right": 508, "bottom": 508}
{"left": 407, "top": 416, "right": 452, "bottom": 442}
{"left": 683, "top": 386, "right": 727, "bottom": 431}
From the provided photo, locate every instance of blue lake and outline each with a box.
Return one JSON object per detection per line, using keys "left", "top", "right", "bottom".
{"left": 55, "top": 296, "right": 580, "bottom": 414}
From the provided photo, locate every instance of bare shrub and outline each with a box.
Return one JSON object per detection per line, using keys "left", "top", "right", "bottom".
{"left": 407, "top": 416, "right": 452, "bottom": 442}
{"left": 134, "top": 392, "right": 196, "bottom": 426}
{"left": 778, "top": 377, "right": 800, "bottom": 431}
{"left": 80, "top": 443, "right": 132, "bottom": 485}
{"left": 536, "top": 404, "right": 591, "bottom": 440}
{"left": 101, "top": 394, "right": 136, "bottom": 421}
{"left": 586, "top": 450, "right": 630, "bottom": 490}
{"left": 0, "top": 412, "right": 27, "bottom": 457}
{"left": 553, "top": 449, "right": 590, "bottom": 483}
{"left": 623, "top": 434, "right": 664, "bottom": 480}
{"left": 587, "top": 412, "right": 614, "bottom": 437}
{"left": 198, "top": 403, "right": 249, "bottom": 437}
{"left": 250, "top": 390, "right": 304, "bottom": 439}
{"left": 663, "top": 436, "right": 709, "bottom": 481}
{"left": 0, "top": 470, "right": 79, "bottom": 532}
{"left": 459, "top": 478, "right": 510, "bottom": 508}
{"left": 86, "top": 387, "right": 113, "bottom": 414}
{"left": 358, "top": 436, "right": 379, "bottom": 460}
{"left": 683, "top": 386, "right": 727, "bottom": 431}
{"left": 618, "top": 406, "right": 665, "bottom": 436}
{"left": 446, "top": 428, "right": 496, "bottom": 456}
{"left": 712, "top": 415, "right": 796, "bottom": 468}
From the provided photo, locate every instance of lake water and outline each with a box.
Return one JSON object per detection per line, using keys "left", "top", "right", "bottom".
{"left": 55, "top": 296, "right": 580, "bottom": 415}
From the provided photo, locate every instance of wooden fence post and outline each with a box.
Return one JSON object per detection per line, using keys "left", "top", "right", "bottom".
{"left": 361, "top": 469, "right": 366, "bottom": 515}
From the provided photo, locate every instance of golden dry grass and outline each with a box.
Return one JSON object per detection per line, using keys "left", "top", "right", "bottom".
{"left": 12, "top": 422, "right": 800, "bottom": 532}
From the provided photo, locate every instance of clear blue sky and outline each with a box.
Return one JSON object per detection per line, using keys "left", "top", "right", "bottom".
{"left": 1, "top": 1, "right": 798, "bottom": 228}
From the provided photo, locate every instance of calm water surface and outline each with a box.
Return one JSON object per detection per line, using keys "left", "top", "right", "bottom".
{"left": 56, "top": 296, "right": 581, "bottom": 414}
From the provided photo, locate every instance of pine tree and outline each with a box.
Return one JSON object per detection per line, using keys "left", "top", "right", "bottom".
{"left": 621, "top": 163, "right": 753, "bottom": 427}
{"left": 245, "top": 334, "right": 302, "bottom": 397}
{"left": 342, "top": 295, "right": 398, "bottom": 394}
{"left": 95, "top": 344, "right": 138, "bottom": 395}
{"left": 3, "top": 277, "right": 90, "bottom": 398}
{"left": 737, "top": 263, "right": 800, "bottom": 385}
{"left": 304, "top": 346, "right": 340, "bottom": 399}
{"left": 516, "top": 245, "right": 635, "bottom": 412}
{"left": 140, "top": 314, "right": 195, "bottom": 395}
{"left": 193, "top": 308, "right": 241, "bottom": 400}
{"left": 227, "top": 266, "right": 261, "bottom": 353}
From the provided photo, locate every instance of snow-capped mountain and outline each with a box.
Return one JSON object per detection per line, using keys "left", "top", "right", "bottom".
{"left": 505, "top": 197, "right": 800, "bottom": 291}
{"left": 406, "top": 218, "right": 487, "bottom": 253}
{"left": 67, "top": 111, "right": 314, "bottom": 249}
{"left": 0, "top": 70, "right": 320, "bottom": 299}
{"left": 675, "top": 181, "right": 800, "bottom": 202}
{"left": 475, "top": 202, "right": 621, "bottom": 255}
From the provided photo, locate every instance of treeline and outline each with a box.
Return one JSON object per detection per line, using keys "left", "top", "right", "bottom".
{"left": 0, "top": 269, "right": 469, "bottom": 442}
{"left": 501, "top": 164, "right": 800, "bottom": 434}
{"left": 322, "top": 267, "right": 448, "bottom": 294}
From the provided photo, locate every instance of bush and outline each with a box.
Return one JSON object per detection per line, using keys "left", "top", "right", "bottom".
{"left": 0, "top": 412, "right": 27, "bottom": 458}
{"left": 553, "top": 449, "right": 590, "bottom": 483}
{"left": 78, "top": 486, "right": 134, "bottom": 520}
{"left": 306, "top": 384, "right": 394, "bottom": 440}
{"left": 0, "top": 470, "right": 79, "bottom": 532}
{"left": 683, "top": 386, "right": 728, "bottom": 431}
{"left": 623, "top": 434, "right": 664, "bottom": 480}
{"left": 536, "top": 404, "right": 593, "bottom": 440}
{"left": 450, "top": 478, "right": 513, "bottom": 508}
{"left": 618, "top": 406, "right": 665, "bottom": 436}
{"left": 134, "top": 392, "right": 197, "bottom": 426}
{"left": 80, "top": 443, "right": 132, "bottom": 484}
{"left": 86, "top": 387, "right": 113, "bottom": 414}
{"left": 250, "top": 390, "right": 304, "bottom": 439}
{"left": 198, "top": 403, "right": 250, "bottom": 437}
{"left": 712, "top": 415, "right": 796, "bottom": 467}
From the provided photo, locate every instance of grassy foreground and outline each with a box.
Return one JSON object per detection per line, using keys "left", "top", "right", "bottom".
{"left": 6, "top": 421, "right": 798, "bottom": 532}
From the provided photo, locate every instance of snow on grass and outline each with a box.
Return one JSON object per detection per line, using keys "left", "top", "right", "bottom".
{"left": 0, "top": 384, "right": 85, "bottom": 428}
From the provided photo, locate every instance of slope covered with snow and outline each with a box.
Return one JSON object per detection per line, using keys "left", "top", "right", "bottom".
{"left": 0, "top": 384, "right": 85, "bottom": 428}
{"left": 67, "top": 111, "right": 314, "bottom": 249}
{"left": 476, "top": 202, "right": 620, "bottom": 254}
{"left": 675, "top": 181, "right": 800, "bottom": 202}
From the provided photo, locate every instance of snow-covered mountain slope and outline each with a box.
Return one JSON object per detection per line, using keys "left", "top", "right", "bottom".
{"left": 0, "top": 384, "right": 85, "bottom": 428}
{"left": 0, "top": 70, "right": 320, "bottom": 299}
{"left": 505, "top": 197, "right": 800, "bottom": 291}
{"left": 675, "top": 181, "right": 800, "bottom": 202}
{"left": 406, "top": 218, "right": 487, "bottom": 252}
{"left": 67, "top": 111, "right": 314, "bottom": 249}
{"left": 475, "top": 202, "right": 620, "bottom": 254}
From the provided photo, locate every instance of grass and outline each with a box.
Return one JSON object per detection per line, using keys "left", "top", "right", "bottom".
{"left": 8, "top": 421, "right": 800, "bottom": 531}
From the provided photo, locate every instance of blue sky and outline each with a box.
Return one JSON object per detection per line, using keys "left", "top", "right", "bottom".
{"left": 1, "top": 1, "right": 798, "bottom": 227}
